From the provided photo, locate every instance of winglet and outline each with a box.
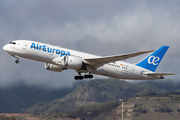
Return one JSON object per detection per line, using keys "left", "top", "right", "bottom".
{"left": 136, "top": 46, "right": 169, "bottom": 72}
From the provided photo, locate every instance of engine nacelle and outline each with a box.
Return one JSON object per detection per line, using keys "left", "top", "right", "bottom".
{"left": 52, "top": 56, "right": 84, "bottom": 70}
{"left": 63, "top": 56, "right": 83, "bottom": 70}
{"left": 45, "top": 63, "right": 63, "bottom": 72}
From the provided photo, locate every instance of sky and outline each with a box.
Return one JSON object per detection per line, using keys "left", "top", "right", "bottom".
{"left": 0, "top": 0, "right": 179, "bottom": 89}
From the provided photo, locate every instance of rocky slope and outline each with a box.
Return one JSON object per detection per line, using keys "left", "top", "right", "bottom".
{"left": 25, "top": 79, "right": 180, "bottom": 113}
{"left": 25, "top": 79, "right": 137, "bottom": 113}
{"left": 94, "top": 93, "right": 180, "bottom": 120}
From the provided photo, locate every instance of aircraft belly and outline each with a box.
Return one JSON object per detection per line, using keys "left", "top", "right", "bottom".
{"left": 87, "top": 67, "right": 106, "bottom": 76}
{"left": 102, "top": 65, "right": 147, "bottom": 80}
{"left": 102, "top": 65, "right": 126, "bottom": 79}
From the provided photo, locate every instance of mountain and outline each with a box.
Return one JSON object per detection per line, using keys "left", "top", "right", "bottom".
{"left": 1, "top": 92, "right": 180, "bottom": 120}
{"left": 0, "top": 81, "right": 83, "bottom": 113}
{"left": 1, "top": 78, "right": 180, "bottom": 113}
{"left": 94, "top": 92, "right": 180, "bottom": 120}
{"left": 25, "top": 79, "right": 138, "bottom": 113}
{"left": 25, "top": 79, "right": 180, "bottom": 113}
{"left": 136, "top": 80, "right": 180, "bottom": 94}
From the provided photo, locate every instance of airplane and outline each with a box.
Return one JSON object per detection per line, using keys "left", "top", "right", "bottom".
{"left": 3, "top": 40, "right": 175, "bottom": 80}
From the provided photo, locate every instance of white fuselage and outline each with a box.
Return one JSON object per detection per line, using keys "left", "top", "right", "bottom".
{"left": 3, "top": 40, "right": 159, "bottom": 80}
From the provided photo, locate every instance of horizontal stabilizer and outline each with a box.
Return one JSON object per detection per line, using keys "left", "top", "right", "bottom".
{"left": 144, "top": 72, "right": 176, "bottom": 76}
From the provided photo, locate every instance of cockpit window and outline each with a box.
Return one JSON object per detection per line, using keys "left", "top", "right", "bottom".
{"left": 9, "top": 42, "right": 16, "bottom": 45}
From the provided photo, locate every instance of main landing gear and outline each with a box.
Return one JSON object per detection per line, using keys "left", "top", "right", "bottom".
{"left": 74, "top": 73, "right": 93, "bottom": 80}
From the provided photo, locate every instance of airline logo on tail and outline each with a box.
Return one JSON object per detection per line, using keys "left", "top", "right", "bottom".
{"left": 136, "top": 46, "right": 169, "bottom": 72}
{"left": 148, "top": 56, "right": 160, "bottom": 65}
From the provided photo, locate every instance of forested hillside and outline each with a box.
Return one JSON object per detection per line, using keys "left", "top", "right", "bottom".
{"left": 0, "top": 81, "right": 82, "bottom": 113}
{"left": 0, "top": 79, "right": 180, "bottom": 113}
{"left": 25, "top": 79, "right": 180, "bottom": 113}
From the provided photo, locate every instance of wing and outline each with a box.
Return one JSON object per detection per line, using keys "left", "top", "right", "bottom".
{"left": 83, "top": 50, "right": 154, "bottom": 69}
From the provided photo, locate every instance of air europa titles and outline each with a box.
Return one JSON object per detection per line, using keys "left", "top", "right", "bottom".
{"left": 30, "top": 43, "right": 70, "bottom": 57}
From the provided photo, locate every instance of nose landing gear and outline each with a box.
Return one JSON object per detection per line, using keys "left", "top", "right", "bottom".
{"left": 9, "top": 53, "right": 19, "bottom": 64}
{"left": 15, "top": 59, "right": 19, "bottom": 64}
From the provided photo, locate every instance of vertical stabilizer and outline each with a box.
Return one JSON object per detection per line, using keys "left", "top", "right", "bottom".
{"left": 136, "top": 46, "right": 169, "bottom": 72}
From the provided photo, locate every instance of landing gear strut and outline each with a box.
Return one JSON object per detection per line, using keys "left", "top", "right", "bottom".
{"left": 9, "top": 53, "right": 19, "bottom": 64}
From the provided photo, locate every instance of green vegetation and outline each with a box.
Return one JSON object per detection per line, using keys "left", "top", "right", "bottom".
{"left": 136, "top": 106, "right": 147, "bottom": 113}
{"left": 2, "top": 85, "right": 180, "bottom": 119}
{"left": 158, "top": 105, "right": 173, "bottom": 113}
{"left": 0, "top": 115, "right": 16, "bottom": 120}
{"left": 1, "top": 79, "right": 180, "bottom": 114}
{"left": 54, "top": 101, "right": 119, "bottom": 119}
{"left": 0, "top": 83, "right": 78, "bottom": 113}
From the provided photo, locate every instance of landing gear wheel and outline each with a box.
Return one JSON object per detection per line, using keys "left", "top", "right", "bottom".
{"left": 79, "top": 76, "right": 83, "bottom": 80}
{"left": 74, "top": 72, "right": 94, "bottom": 80}
{"left": 84, "top": 74, "right": 93, "bottom": 79}
{"left": 74, "top": 76, "right": 84, "bottom": 80}
{"left": 89, "top": 74, "right": 93, "bottom": 78}
{"left": 84, "top": 75, "right": 89, "bottom": 79}
{"left": 15, "top": 60, "right": 19, "bottom": 64}
{"left": 74, "top": 76, "right": 78, "bottom": 80}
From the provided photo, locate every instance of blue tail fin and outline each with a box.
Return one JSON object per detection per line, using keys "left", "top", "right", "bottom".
{"left": 136, "top": 46, "right": 169, "bottom": 72}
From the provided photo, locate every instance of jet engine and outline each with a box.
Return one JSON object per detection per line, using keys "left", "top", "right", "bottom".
{"left": 63, "top": 56, "right": 84, "bottom": 70}
{"left": 45, "top": 63, "right": 63, "bottom": 72}
{"left": 52, "top": 56, "right": 86, "bottom": 71}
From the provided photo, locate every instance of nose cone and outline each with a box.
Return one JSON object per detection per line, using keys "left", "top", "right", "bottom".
{"left": 3, "top": 45, "right": 8, "bottom": 51}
